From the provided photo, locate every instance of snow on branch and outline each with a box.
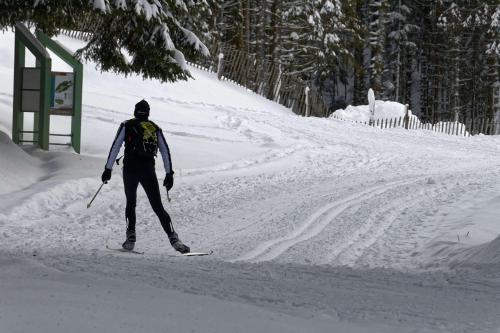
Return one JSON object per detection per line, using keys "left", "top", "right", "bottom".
{"left": 180, "top": 27, "right": 210, "bottom": 57}
{"left": 7, "top": 0, "right": 211, "bottom": 82}
{"left": 93, "top": 0, "right": 107, "bottom": 12}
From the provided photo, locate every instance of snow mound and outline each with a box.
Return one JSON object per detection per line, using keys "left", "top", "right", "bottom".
{"left": 427, "top": 235, "right": 500, "bottom": 270}
{"left": 462, "top": 235, "right": 500, "bottom": 265}
{"left": 332, "top": 101, "right": 411, "bottom": 123}
{"left": 0, "top": 130, "right": 43, "bottom": 194}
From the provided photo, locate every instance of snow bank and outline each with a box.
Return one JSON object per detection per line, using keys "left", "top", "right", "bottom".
{"left": 428, "top": 235, "right": 500, "bottom": 270}
{"left": 462, "top": 235, "right": 500, "bottom": 265}
{"left": 332, "top": 101, "right": 411, "bottom": 122}
{"left": 0, "top": 131, "right": 43, "bottom": 194}
{"left": 331, "top": 102, "right": 471, "bottom": 136}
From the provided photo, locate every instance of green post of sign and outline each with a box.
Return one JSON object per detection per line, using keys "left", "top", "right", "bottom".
{"left": 12, "top": 31, "right": 25, "bottom": 145}
{"left": 13, "top": 23, "right": 51, "bottom": 150}
{"left": 72, "top": 63, "right": 83, "bottom": 153}
{"left": 39, "top": 53, "right": 51, "bottom": 150}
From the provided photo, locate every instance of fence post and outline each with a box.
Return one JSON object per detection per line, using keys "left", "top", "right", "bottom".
{"left": 304, "top": 86, "right": 310, "bottom": 117}
{"left": 216, "top": 52, "right": 224, "bottom": 80}
{"left": 368, "top": 89, "right": 375, "bottom": 126}
{"left": 404, "top": 104, "right": 409, "bottom": 129}
{"left": 272, "top": 64, "right": 282, "bottom": 102}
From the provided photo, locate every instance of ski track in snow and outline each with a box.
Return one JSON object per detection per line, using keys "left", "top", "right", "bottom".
{"left": 236, "top": 177, "right": 422, "bottom": 262}
{"left": 2, "top": 84, "right": 500, "bottom": 269}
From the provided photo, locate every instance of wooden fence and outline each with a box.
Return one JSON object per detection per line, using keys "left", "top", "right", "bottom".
{"left": 331, "top": 113, "right": 500, "bottom": 137}
{"left": 58, "top": 20, "right": 329, "bottom": 119}
{"left": 59, "top": 28, "right": 92, "bottom": 41}
{"left": 190, "top": 45, "right": 329, "bottom": 118}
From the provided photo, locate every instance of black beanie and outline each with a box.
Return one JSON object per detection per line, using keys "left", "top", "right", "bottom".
{"left": 134, "top": 99, "right": 150, "bottom": 119}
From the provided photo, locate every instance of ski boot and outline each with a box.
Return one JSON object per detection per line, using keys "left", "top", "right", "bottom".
{"left": 169, "top": 232, "right": 190, "bottom": 254}
{"left": 122, "top": 230, "right": 136, "bottom": 251}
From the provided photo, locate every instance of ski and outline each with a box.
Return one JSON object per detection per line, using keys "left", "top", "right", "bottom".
{"left": 106, "top": 245, "right": 211, "bottom": 256}
{"left": 169, "top": 250, "right": 213, "bottom": 257}
{"left": 106, "top": 245, "right": 144, "bottom": 255}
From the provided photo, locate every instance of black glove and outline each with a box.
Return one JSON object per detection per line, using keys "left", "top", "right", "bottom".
{"left": 101, "top": 168, "right": 112, "bottom": 184}
{"left": 163, "top": 172, "right": 174, "bottom": 191}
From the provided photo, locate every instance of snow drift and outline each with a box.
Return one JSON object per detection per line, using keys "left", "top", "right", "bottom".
{"left": 0, "top": 130, "right": 43, "bottom": 194}
{"left": 332, "top": 101, "right": 411, "bottom": 122}
{"left": 461, "top": 235, "right": 500, "bottom": 266}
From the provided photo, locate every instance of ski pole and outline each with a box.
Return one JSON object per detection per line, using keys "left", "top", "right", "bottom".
{"left": 87, "top": 182, "right": 105, "bottom": 208}
{"left": 167, "top": 190, "right": 171, "bottom": 203}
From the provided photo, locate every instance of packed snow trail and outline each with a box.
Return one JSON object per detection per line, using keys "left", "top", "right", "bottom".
{"left": 3, "top": 119, "right": 499, "bottom": 269}
{"left": 236, "top": 177, "right": 423, "bottom": 262}
{"left": 1, "top": 101, "right": 500, "bottom": 332}
{"left": 1, "top": 32, "right": 500, "bottom": 332}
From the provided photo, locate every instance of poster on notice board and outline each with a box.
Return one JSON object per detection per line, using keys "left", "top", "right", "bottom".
{"left": 50, "top": 72, "right": 74, "bottom": 115}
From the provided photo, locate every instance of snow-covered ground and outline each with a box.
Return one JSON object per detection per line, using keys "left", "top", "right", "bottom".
{"left": 1, "top": 32, "right": 500, "bottom": 333}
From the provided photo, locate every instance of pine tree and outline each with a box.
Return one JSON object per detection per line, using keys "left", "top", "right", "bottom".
{"left": 384, "top": 0, "right": 418, "bottom": 102}
{"left": 281, "top": 0, "right": 347, "bottom": 80}
{"left": 437, "top": 1, "right": 464, "bottom": 121}
{"left": 211, "top": 0, "right": 246, "bottom": 50}
{"left": 367, "top": 0, "right": 388, "bottom": 97}
{"left": 0, "top": 0, "right": 210, "bottom": 83}
{"left": 348, "top": 0, "right": 366, "bottom": 106}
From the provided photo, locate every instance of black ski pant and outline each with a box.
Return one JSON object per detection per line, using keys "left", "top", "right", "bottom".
{"left": 123, "top": 165, "right": 174, "bottom": 238}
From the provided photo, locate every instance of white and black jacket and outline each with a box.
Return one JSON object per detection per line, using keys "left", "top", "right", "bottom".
{"left": 105, "top": 119, "right": 173, "bottom": 174}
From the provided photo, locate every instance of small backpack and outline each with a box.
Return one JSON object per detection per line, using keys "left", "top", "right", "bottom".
{"left": 125, "top": 120, "right": 159, "bottom": 157}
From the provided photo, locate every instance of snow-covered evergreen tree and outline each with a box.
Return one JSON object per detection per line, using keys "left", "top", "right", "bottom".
{"left": 367, "top": 0, "right": 388, "bottom": 97}
{"left": 210, "top": 0, "right": 245, "bottom": 50}
{"left": 282, "top": 0, "right": 347, "bottom": 81}
{"left": 438, "top": 1, "right": 465, "bottom": 121}
{"left": 0, "top": 0, "right": 210, "bottom": 83}
{"left": 345, "top": 0, "right": 365, "bottom": 106}
{"left": 384, "top": 0, "right": 418, "bottom": 102}
{"left": 434, "top": 0, "right": 500, "bottom": 124}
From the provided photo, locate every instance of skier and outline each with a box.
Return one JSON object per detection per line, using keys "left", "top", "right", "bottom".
{"left": 101, "top": 99, "right": 190, "bottom": 254}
